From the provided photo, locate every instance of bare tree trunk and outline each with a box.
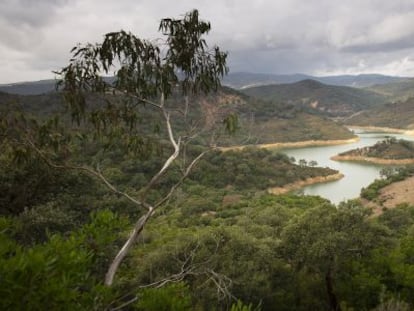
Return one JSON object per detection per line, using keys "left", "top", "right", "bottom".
{"left": 105, "top": 207, "right": 155, "bottom": 286}
{"left": 325, "top": 266, "right": 341, "bottom": 311}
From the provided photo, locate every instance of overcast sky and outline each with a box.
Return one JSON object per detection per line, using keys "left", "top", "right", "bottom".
{"left": 1, "top": 0, "right": 414, "bottom": 83}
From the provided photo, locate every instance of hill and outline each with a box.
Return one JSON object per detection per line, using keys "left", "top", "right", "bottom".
{"left": 332, "top": 138, "right": 414, "bottom": 164}
{"left": 365, "top": 78, "right": 414, "bottom": 102}
{"left": 1, "top": 73, "right": 409, "bottom": 95}
{"left": 222, "top": 72, "right": 408, "bottom": 89}
{"left": 346, "top": 97, "right": 414, "bottom": 129}
{"left": 0, "top": 79, "right": 57, "bottom": 95}
{"left": 240, "top": 79, "right": 387, "bottom": 117}
{"left": 184, "top": 86, "right": 356, "bottom": 145}
{"left": 1, "top": 86, "right": 355, "bottom": 145}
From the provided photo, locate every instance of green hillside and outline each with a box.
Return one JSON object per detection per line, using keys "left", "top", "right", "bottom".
{"left": 338, "top": 138, "right": 414, "bottom": 160}
{"left": 1, "top": 87, "right": 355, "bottom": 145}
{"left": 242, "top": 79, "right": 387, "bottom": 117}
{"left": 346, "top": 97, "right": 414, "bottom": 129}
{"left": 366, "top": 78, "right": 414, "bottom": 101}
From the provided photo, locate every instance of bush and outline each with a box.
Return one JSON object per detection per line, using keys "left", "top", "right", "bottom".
{"left": 135, "top": 283, "right": 192, "bottom": 311}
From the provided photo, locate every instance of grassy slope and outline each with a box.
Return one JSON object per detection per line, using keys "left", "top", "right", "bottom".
{"left": 205, "top": 86, "right": 355, "bottom": 145}
{"left": 346, "top": 97, "right": 414, "bottom": 129}
{"left": 365, "top": 78, "right": 414, "bottom": 102}
{"left": 241, "top": 79, "right": 387, "bottom": 117}
{"left": 339, "top": 138, "right": 414, "bottom": 160}
{"left": 2, "top": 87, "right": 355, "bottom": 146}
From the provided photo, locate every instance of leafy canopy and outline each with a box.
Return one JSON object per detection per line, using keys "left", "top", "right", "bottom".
{"left": 56, "top": 9, "right": 228, "bottom": 127}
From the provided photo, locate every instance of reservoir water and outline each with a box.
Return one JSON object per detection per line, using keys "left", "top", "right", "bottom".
{"left": 278, "top": 130, "right": 414, "bottom": 204}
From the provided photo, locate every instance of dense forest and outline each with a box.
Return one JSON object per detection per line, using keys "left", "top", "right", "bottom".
{"left": 2, "top": 143, "right": 414, "bottom": 310}
{"left": 1, "top": 9, "right": 414, "bottom": 311}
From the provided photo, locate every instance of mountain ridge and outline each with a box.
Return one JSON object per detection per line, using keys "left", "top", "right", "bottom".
{"left": 223, "top": 72, "right": 411, "bottom": 89}
{"left": 240, "top": 79, "right": 388, "bottom": 117}
{"left": 1, "top": 72, "right": 412, "bottom": 95}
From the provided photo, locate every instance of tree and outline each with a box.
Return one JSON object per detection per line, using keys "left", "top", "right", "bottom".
{"left": 280, "top": 203, "right": 389, "bottom": 310}
{"left": 308, "top": 160, "right": 318, "bottom": 167}
{"left": 298, "top": 159, "right": 307, "bottom": 167}
{"left": 1, "top": 10, "right": 232, "bottom": 286}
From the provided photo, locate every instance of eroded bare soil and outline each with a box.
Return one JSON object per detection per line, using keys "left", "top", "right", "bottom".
{"left": 363, "top": 176, "right": 414, "bottom": 216}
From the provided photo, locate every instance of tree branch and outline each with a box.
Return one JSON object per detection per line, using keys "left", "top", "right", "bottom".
{"left": 105, "top": 207, "right": 155, "bottom": 286}
{"left": 24, "top": 137, "right": 151, "bottom": 211}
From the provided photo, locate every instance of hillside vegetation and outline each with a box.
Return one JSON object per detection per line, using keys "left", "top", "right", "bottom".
{"left": 334, "top": 138, "right": 414, "bottom": 162}
{"left": 219, "top": 72, "right": 407, "bottom": 89}
{"left": 2, "top": 139, "right": 414, "bottom": 309}
{"left": 0, "top": 73, "right": 406, "bottom": 95}
{"left": 366, "top": 78, "right": 414, "bottom": 102}
{"left": 2, "top": 119, "right": 414, "bottom": 310}
{"left": 1, "top": 86, "right": 355, "bottom": 146}
{"left": 242, "top": 79, "right": 387, "bottom": 117}
{"left": 2, "top": 9, "right": 414, "bottom": 311}
{"left": 346, "top": 97, "right": 414, "bottom": 129}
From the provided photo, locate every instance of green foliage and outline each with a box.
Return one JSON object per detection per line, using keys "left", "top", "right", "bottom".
{"left": 241, "top": 79, "right": 387, "bottom": 117}
{"left": 361, "top": 166, "right": 414, "bottom": 200}
{"left": 280, "top": 203, "right": 390, "bottom": 310}
{"left": 339, "top": 138, "right": 414, "bottom": 160}
{"left": 230, "top": 300, "right": 261, "bottom": 311}
{"left": 57, "top": 9, "right": 227, "bottom": 128}
{"left": 3, "top": 10, "right": 414, "bottom": 311}
{"left": 135, "top": 283, "right": 192, "bottom": 311}
{"left": 378, "top": 205, "right": 414, "bottom": 237}
{"left": 347, "top": 97, "right": 414, "bottom": 129}
{"left": 0, "top": 210, "right": 127, "bottom": 310}
{"left": 191, "top": 147, "right": 338, "bottom": 191}
{"left": 223, "top": 113, "right": 239, "bottom": 134}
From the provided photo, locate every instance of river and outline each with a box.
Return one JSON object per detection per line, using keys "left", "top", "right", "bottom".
{"left": 278, "top": 130, "right": 414, "bottom": 204}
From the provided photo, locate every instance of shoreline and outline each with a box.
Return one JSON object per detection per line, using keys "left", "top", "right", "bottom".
{"left": 220, "top": 136, "right": 359, "bottom": 152}
{"left": 267, "top": 173, "right": 344, "bottom": 195}
{"left": 331, "top": 155, "right": 414, "bottom": 165}
{"left": 347, "top": 125, "right": 414, "bottom": 136}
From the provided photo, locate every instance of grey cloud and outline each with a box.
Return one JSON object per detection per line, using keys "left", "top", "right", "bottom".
{"left": 342, "top": 34, "right": 414, "bottom": 53}
{"left": 0, "top": 0, "right": 68, "bottom": 27}
{"left": 1, "top": 0, "right": 414, "bottom": 83}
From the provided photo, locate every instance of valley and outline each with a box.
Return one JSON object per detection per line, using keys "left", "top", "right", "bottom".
{"left": 2, "top": 71, "right": 414, "bottom": 310}
{"left": 3, "top": 4, "right": 414, "bottom": 311}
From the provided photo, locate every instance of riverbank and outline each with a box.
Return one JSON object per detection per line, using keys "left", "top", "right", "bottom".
{"left": 331, "top": 155, "right": 414, "bottom": 165}
{"left": 220, "top": 137, "right": 359, "bottom": 152}
{"left": 347, "top": 125, "right": 414, "bottom": 136}
{"left": 267, "top": 173, "right": 344, "bottom": 195}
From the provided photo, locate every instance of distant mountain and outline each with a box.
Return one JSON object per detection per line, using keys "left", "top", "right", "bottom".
{"left": 241, "top": 79, "right": 388, "bottom": 117}
{"left": 221, "top": 72, "right": 312, "bottom": 89}
{"left": 1, "top": 72, "right": 410, "bottom": 95}
{"left": 317, "top": 74, "right": 410, "bottom": 88}
{"left": 346, "top": 97, "right": 414, "bottom": 130}
{"left": 0, "top": 90, "right": 64, "bottom": 116}
{"left": 0, "top": 79, "right": 57, "bottom": 95}
{"left": 223, "top": 72, "right": 410, "bottom": 89}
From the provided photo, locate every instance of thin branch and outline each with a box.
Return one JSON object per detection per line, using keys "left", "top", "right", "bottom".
{"left": 140, "top": 106, "right": 181, "bottom": 198}
{"left": 110, "top": 296, "right": 138, "bottom": 311}
{"left": 25, "top": 137, "right": 150, "bottom": 211}
{"left": 154, "top": 149, "right": 209, "bottom": 208}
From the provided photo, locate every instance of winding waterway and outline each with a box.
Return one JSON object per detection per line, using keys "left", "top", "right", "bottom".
{"left": 278, "top": 130, "right": 414, "bottom": 204}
